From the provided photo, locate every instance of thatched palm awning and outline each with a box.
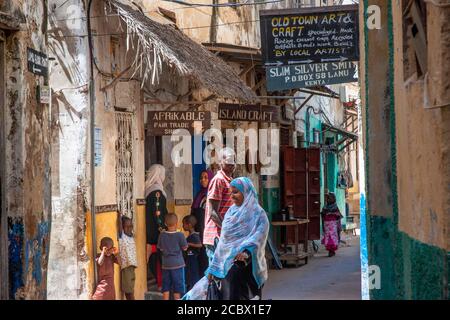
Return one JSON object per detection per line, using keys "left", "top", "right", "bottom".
{"left": 108, "top": 0, "right": 256, "bottom": 103}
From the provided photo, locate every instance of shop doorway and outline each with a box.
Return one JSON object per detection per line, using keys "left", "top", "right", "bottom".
{"left": 0, "top": 33, "right": 7, "bottom": 300}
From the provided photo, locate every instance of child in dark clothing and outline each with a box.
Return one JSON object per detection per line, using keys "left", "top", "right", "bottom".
{"left": 157, "top": 213, "right": 188, "bottom": 300}
{"left": 182, "top": 215, "right": 202, "bottom": 290}
{"left": 92, "top": 237, "right": 119, "bottom": 300}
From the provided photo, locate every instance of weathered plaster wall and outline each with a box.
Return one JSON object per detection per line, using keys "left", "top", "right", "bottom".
{"left": 48, "top": 1, "right": 148, "bottom": 299}
{"left": 360, "top": 0, "right": 448, "bottom": 299}
{"left": 392, "top": 0, "right": 449, "bottom": 252}
{"left": 1, "top": 0, "right": 52, "bottom": 299}
{"left": 47, "top": 0, "right": 90, "bottom": 300}
{"left": 142, "top": 0, "right": 298, "bottom": 47}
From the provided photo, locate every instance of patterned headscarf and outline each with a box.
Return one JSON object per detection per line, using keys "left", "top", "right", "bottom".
{"left": 145, "top": 164, "right": 166, "bottom": 198}
{"left": 183, "top": 177, "right": 269, "bottom": 300}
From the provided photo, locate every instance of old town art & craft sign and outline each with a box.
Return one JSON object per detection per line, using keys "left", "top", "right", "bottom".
{"left": 147, "top": 111, "right": 211, "bottom": 135}
{"left": 218, "top": 103, "right": 280, "bottom": 123}
{"left": 259, "top": 5, "right": 359, "bottom": 65}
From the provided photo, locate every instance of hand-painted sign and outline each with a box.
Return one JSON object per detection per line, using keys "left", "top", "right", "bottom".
{"left": 260, "top": 5, "right": 359, "bottom": 65}
{"left": 147, "top": 111, "right": 210, "bottom": 135}
{"left": 27, "top": 48, "right": 48, "bottom": 76}
{"left": 266, "top": 61, "right": 358, "bottom": 91}
{"left": 175, "top": 199, "right": 193, "bottom": 206}
{"left": 218, "top": 103, "right": 280, "bottom": 123}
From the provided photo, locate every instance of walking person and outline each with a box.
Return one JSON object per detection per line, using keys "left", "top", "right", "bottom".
{"left": 321, "top": 192, "right": 343, "bottom": 257}
{"left": 203, "top": 148, "right": 235, "bottom": 264}
{"left": 183, "top": 177, "right": 270, "bottom": 300}
{"left": 190, "top": 169, "right": 214, "bottom": 275}
{"left": 145, "top": 164, "right": 168, "bottom": 291}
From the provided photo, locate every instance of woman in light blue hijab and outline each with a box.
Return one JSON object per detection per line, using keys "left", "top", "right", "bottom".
{"left": 183, "top": 177, "right": 269, "bottom": 300}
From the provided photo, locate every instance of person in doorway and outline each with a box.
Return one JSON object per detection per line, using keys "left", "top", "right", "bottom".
{"left": 157, "top": 213, "right": 188, "bottom": 300}
{"left": 119, "top": 216, "right": 137, "bottom": 300}
{"left": 92, "top": 237, "right": 120, "bottom": 300}
{"left": 321, "top": 192, "right": 343, "bottom": 257}
{"left": 183, "top": 177, "right": 270, "bottom": 300}
{"left": 190, "top": 169, "right": 214, "bottom": 274}
{"left": 145, "top": 164, "right": 168, "bottom": 291}
{"left": 203, "top": 148, "right": 235, "bottom": 264}
{"left": 182, "top": 215, "right": 202, "bottom": 291}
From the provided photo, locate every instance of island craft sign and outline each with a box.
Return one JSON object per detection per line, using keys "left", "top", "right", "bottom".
{"left": 259, "top": 5, "right": 359, "bottom": 65}
{"left": 218, "top": 103, "right": 280, "bottom": 123}
{"left": 147, "top": 111, "right": 211, "bottom": 135}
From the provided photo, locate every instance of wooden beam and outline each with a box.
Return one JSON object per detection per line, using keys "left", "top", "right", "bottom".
{"left": 409, "top": 1, "right": 427, "bottom": 73}
{"left": 298, "top": 88, "right": 339, "bottom": 99}
{"left": 344, "top": 109, "right": 358, "bottom": 116}
{"left": 252, "top": 78, "right": 266, "bottom": 91}
{"left": 295, "top": 94, "right": 313, "bottom": 116}
{"left": 239, "top": 63, "right": 255, "bottom": 78}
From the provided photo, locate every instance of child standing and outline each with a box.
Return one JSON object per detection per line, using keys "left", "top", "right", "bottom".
{"left": 182, "top": 215, "right": 202, "bottom": 290}
{"left": 119, "top": 216, "right": 137, "bottom": 300}
{"left": 92, "top": 237, "right": 119, "bottom": 300}
{"left": 157, "top": 213, "right": 188, "bottom": 300}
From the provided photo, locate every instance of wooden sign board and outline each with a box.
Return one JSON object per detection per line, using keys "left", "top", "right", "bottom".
{"left": 146, "top": 111, "right": 210, "bottom": 136}
{"left": 260, "top": 5, "right": 359, "bottom": 65}
{"left": 218, "top": 103, "right": 280, "bottom": 123}
{"left": 266, "top": 61, "right": 358, "bottom": 91}
{"left": 175, "top": 199, "right": 192, "bottom": 206}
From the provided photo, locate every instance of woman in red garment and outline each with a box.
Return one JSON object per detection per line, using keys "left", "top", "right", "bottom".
{"left": 321, "top": 192, "right": 343, "bottom": 257}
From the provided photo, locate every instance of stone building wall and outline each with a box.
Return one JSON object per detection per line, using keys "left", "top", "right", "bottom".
{"left": 1, "top": 0, "right": 52, "bottom": 300}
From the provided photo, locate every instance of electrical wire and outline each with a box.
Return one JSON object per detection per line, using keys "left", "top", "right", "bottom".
{"left": 53, "top": 0, "right": 287, "bottom": 22}
{"left": 161, "top": 0, "right": 286, "bottom": 7}
{"left": 49, "top": 17, "right": 262, "bottom": 37}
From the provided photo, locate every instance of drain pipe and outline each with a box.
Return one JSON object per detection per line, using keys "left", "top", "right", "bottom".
{"left": 305, "top": 106, "right": 314, "bottom": 147}
{"left": 87, "top": 0, "right": 97, "bottom": 289}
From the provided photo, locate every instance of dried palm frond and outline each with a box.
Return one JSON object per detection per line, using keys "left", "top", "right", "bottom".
{"left": 108, "top": 0, "right": 256, "bottom": 102}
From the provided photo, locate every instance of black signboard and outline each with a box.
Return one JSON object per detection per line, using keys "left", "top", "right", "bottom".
{"left": 260, "top": 5, "right": 359, "bottom": 65}
{"left": 266, "top": 61, "right": 358, "bottom": 91}
{"left": 27, "top": 48, "right": 48, "bottom": 77}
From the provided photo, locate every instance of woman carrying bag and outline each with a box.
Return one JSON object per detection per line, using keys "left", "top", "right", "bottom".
{"left": 183, "top": 177, "right": 269, "bottom": 300}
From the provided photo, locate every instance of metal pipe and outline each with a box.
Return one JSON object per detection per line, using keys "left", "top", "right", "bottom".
{"left": 87, "top": 0, "right": 98, "bottom": 289}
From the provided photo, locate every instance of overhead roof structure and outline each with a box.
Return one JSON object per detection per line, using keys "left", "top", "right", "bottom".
{"left": 108, "top": 0, "right": 257, "bottom": 103}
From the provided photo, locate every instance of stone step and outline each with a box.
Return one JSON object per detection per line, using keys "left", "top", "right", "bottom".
{"left": 144, "top": 291, "right": 163, "bottom": 300}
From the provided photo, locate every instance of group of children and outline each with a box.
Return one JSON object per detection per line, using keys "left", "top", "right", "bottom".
{"left": 92, "top": 213, "right": 203, "bottom": 300}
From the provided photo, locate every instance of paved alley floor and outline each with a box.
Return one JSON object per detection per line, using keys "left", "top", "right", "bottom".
{"left": 263, "top": 235, "right": 361, "bottom": 300}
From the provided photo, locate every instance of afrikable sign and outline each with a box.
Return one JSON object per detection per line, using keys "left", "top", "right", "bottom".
{"left": 266, "top": 61, "right": 358, "bottom": 91}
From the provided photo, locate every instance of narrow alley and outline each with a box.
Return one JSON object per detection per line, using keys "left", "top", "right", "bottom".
{"left": 264, "top": 235, "right": 361, "bottom": 300}
{"left": 0, "top": 0, "right": 448, "bottom": 303}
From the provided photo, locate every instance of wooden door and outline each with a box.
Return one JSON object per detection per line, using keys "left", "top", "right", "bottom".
{"left": 281, "top": 146, "right": 321, "bottom": 243}
{"left": 307, "top": 147, "right": 321, "bottom": 240}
